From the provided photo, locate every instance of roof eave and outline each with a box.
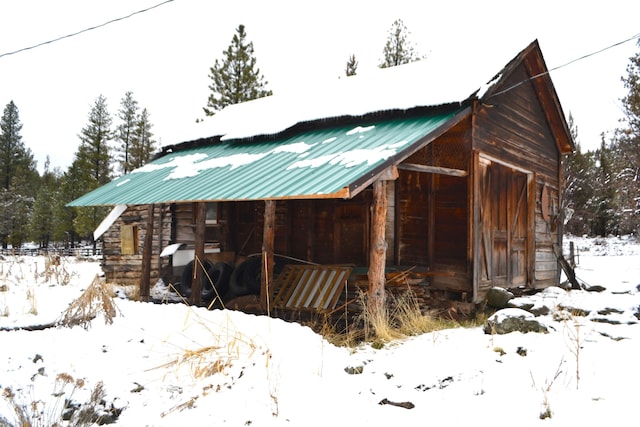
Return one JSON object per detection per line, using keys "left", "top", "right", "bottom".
{"left": 346, "top": 106, "right": 473, "bottom": 197}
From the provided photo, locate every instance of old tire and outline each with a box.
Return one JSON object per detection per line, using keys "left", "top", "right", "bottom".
{"left": 226, "top": 255, "right": 288, "bottom": 300}
{"left": 202, "top": 262, "right": 232, "bottom": 302}
{"left": 177, "top": 259, "right": 214, "bottom": 298}
{"left": 228, "top": 256, "right": 262, "bottom": 298}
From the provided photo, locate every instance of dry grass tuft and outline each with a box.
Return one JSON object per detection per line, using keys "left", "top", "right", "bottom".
{"left": 1, "top": 372, "right": 93, "bottom": 427}
{"left": 58, "top": 274, "right": 119, "bottom": 329}
{"left": 0, "top": 290, "right": 8, "bottom": 318}
{"left": 156, "top": 312, "right": 259, "bottom": 382}
{"left": 42, "top": 255, "right": 72, "bottom": 286}
{"left": 26, "top": 287, "right": 38, "bottom": 315}
{"left": 315, "top": 317, "right": 363, "bottom": 348}
{"left": 318, "top": 288, "right": 480, "bottom": 348}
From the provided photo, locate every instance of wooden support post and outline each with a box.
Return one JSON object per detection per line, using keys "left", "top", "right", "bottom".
{"left": 261, "top": 200, "right": 276, "bottom": 312}
{"left": 191, "top": 202, "right": 206, "bottom": 305}
{"left": 140, "top": 203, "right": 155, "bottom": 301}
{"left": 569, "top": 241, "right": 576, "bottom": 268}
{"left": 368, "top": 180, "right": 388, "bottom": 319}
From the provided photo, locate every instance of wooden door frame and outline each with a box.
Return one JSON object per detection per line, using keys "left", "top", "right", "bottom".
{"left": 472, "top": 153, "right": 535, "bottom": 302}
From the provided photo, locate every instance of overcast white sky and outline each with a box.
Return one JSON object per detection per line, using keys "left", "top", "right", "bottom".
{"left": 0, "top": 0, "right": 639, "bottom": 174}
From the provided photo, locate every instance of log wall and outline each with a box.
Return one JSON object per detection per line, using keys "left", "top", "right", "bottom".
{"left": 102, "top": 204, "right": 172, "bottom": 286}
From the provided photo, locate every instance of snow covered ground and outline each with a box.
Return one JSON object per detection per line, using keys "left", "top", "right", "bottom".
{"left": 0, "top": 235, "right": 638, "bottom": 426}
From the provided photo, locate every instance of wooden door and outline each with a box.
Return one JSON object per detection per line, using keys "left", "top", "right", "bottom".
{"left": 478, "top": 159, "right": 529, "bottom": 289}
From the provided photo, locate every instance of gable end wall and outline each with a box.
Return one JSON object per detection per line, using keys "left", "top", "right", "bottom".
{"left": 473, "top": 64, "right": 562, "bottom": 289}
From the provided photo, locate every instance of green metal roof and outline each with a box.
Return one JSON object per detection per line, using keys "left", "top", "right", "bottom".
{"left": 68, "top": 109, "right": 464, "bottom": 207}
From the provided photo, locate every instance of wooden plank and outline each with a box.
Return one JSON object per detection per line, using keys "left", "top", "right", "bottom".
{"left": 398, "top": 163, "right": 468, "bottom": 177}
{"left": 191, "top": 202, "right": 206, "bottom": 305}
{"left": 274, "top": 266, "right": 301, "bottom": 306}
{"left": 553, "top": 244, "right": 581, "bottom": 290}
{"left": 261, "top": 200, "right": 276, "bottom": 311}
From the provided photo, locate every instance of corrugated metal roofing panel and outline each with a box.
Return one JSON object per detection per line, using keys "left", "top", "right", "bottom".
{"left": 69, "top": 110, "right": 463, "bottom": 206}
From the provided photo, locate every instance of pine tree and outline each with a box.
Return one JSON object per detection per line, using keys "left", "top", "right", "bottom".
{"left": 116, "top": 91, "right": 139, "bottom": 175}
{"left": 591, "top": 135, "right": 618, "bottom": 236}
{"left": 30, "top": 157, "right": 58, "bottom": 248}
{"left": 563, "top": 114, "right": 597, "bottom": 235}
{"left": 612, "top": 39, "right": 640, "bottom": 235}
{"left": 76, "top": 95, "right": 113, "bottom": 187}
{"left": 0, "top": 101, "right": 37, "bottom": 192}
{"left": 0, "top": 100, "right": 38, "bottom": 248}
{"left": 379, "top": 19, "right": 424, "bottom": 69}
{"left": 345, "top": 54, "right": 358, "bottom": 76}
{"left": 621, "top": 40, "right": 640, "bottom": 136}
{"left": 203, "top": 24, "right": 273, "bottom": 115}
{"left": 71, "top": 95, "right": 113, "bottom": 247}
{"left": 128, "top": 107, "right": 157, "bottom": 170}
{"left": 53, "top": 161, "right": 84, "bottom": 248}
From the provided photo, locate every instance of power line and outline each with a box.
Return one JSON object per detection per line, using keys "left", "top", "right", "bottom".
{"left": 488, "top": 32, "right": 640, "bottom": 99}
{"left": 0, "top": 0, "right": 175, "bottom": 59}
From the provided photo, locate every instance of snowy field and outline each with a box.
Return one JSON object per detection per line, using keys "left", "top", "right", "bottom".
{"left": 0, "top": 235, "right": 639, "bottom": 426}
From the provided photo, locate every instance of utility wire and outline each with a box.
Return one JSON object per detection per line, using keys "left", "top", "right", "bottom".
{"left": 488, "top": 32, "right": 640, "bottom": 98}
{"left": 0, "top": 0, "right": 175, "bottom": 59}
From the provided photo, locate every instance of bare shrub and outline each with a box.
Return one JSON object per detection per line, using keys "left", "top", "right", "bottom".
{"left": 58, "top": 275, "right": 119, "bottom": 329}
{"left": 561, "top": 310, "right": 591, "bottom": 390}
{"left": 530, "top": 358, "right": 564, "bottom": 420}
{"left": 42, "top": 255, "right": 72, "bottom": 286}
{"left": 2, "top": 374, "right": 120, "bottom": 427}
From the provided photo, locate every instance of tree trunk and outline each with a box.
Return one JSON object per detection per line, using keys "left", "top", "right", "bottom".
{"left": 368, "top": 180, "right": 388, "bottom": 319}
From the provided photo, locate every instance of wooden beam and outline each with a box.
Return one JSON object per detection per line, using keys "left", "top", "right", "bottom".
{"left": 398, "top": 163, "right": 468, "bottom": 177}
{"left": 140, "top": 203, "right": 154, "bottom": 301}
{"left": 260, "top": 200, "right": 276, "bottom": 312}
{"left": 349, "top": 166, "right": 398, "bottom": 199}
{"left": 368, "top": 180, "right": 388, "bottom": 321}
{"left": 378, "top": 165, "right": 399, "bottom": 181}
{"left": 191, "top": 202, "right": 206, "bottom": 305}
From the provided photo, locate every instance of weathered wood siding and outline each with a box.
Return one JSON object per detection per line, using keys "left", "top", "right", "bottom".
{"left": 173, "top": 203, "right": 227, "bottom": 250}
{"left": 102, "top": 204, "right": 172, "bottom": 286}
{"left": 396, "top": 169, "right": 429, "bottom": 265}
{"left": 473, "top": 65, "right": 560, "bottom": 182}
{"left": 396, "top": 117, "right": 472, "bottom": 294}
{"left": 223, "top": 194, "right": 371, "bottom": 266}
{"left": 533, "top": 181, "right": 561, "bottom": 287}
{"left": 473, "top": 62, "right": 562, "bottom": 292}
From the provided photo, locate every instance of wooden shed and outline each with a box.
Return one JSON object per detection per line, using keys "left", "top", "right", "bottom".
{"left": 71, "top": 40, "right": 574, "bottom": 314}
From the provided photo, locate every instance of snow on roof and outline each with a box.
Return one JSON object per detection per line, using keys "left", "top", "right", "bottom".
{"left": 179, "top": 48, "right": 511, "bottom": 143}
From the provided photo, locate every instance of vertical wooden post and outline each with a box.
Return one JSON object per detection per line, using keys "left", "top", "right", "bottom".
{"left": 261, "top": 200, "right": 276, "bottom": 312}
{"left": 569, "top": 241, "right": 576, "bottom": 268}
{"left": 191, "top": 202, "right": 206, "bottom": 306}
{"left": 140, "top": 203, "right": 155, "bottom": 301}
{"left": 368, "top": 180, "right": 388, "bottom": 318}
